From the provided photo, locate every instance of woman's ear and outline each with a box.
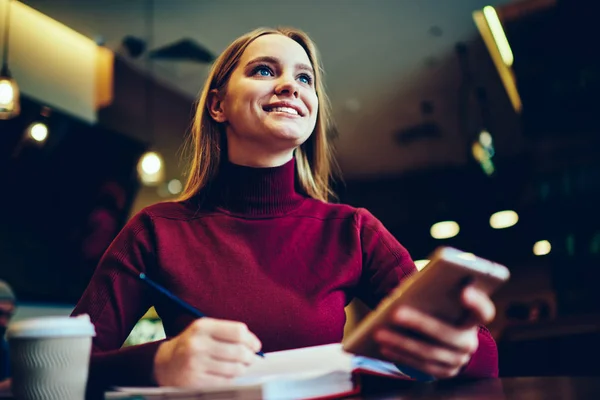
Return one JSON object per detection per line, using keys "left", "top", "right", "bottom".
{"left": 207, "top": 89, "right": 227, "bottom": 123}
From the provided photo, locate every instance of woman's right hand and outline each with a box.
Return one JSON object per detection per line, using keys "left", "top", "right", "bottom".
{"left": 153, "top": 318, "right": 262, "bottom": 387}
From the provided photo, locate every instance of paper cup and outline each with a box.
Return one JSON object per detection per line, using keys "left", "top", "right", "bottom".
{"left": 7, "top": 314, "right": 96, "bottom": 400}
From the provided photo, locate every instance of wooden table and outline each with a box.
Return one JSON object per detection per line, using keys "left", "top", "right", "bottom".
{"left": 356, "top": 376, "right": 600, "bottom": 399}
{"left": 1, "top": 376, "right": 599, "bottom": 399}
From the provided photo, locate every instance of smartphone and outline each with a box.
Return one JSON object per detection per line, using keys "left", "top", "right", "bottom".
{"left": 342, "top": 246, "right": 510, "bottom": 360}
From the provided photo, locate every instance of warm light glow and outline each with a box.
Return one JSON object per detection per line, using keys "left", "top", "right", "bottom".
{"left": 414, "top": 260, "right": 430, "bottom": 271}
{"left": 137, "top": 152, "right": 164, "bottom": 185}
{"left": 140, "top": 152, "right": 161, "bottom": 174}
{"left": 0, "top": 80, "right": 14, "bottom": 105}
{"left": 533, "top": 240, "right": 551, "bottom": 256}
{"left": 471, "top": 141, "right": 496, "bottom": 176}
{"left": 167, "top": 179, "right": 182, "bottom": 195}
{"left": 3, "top": 0, "right": 108, "bottom": 122}
{"left": 473, "top": 8, "right": 522, "bottom": 112}
{"left": 483, "top": 6, "right": 514, "bottom": 67}
{"left": 430, "top": 221, "right": 460, "bottom": 239}
{"left": 95, "top": 47, "right": 114, "bottom": 109}
{"left": 472, "top": 142, "right": 486, "bottom": 162}
{"left": 479, "top": 130, "right": 493, "bottom": 148}
{"left": 490, "top": 210, "right": 519, "bottom": 229}
{"left": 27, "top": 122, "right": 48, "bottom": 142}
{"left": 0, "top": 76, "right": 20, "bottom": 119}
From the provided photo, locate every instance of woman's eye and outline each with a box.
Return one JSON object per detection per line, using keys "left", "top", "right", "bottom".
{"left": 298, "top": 74, "right": 313, "bottom": 85}
{"left": 254, "top": 66, "right": 273, "bottom": 77}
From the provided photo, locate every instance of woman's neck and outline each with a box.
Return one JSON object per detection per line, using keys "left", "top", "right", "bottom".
{"left": 226, "top": 136, "right": 296, "bottom": 168}
{"left": 204, "top": 157, "right": 305, "bottom": 217}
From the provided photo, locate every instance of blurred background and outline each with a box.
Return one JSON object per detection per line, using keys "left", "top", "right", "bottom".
{"left": 0, "top": 0, "right": 598, "bottom": 378}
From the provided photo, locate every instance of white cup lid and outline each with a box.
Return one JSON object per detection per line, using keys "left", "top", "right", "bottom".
{"left": 7, "top": 314, "right": 96, "bottom": 339}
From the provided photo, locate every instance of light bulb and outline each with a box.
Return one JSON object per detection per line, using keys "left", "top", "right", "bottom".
{"left": 533, "top": 240, "right": 551, "bottom": 256}
{"left": 167, "top": 179, "right": 182, "bottom": 195}
{"left": 490, "top": 210, "right": 519, "bottom": 229}
{"left": 137, "top": 151, "right": 164, "bottom": 185}
{"left": 430, "top": 221, "right": 460, "bottom": 239}
{"left": 141, "top": 152, "right": 162, "bottom": 175}
{"left": 28, "top": 122, "right": 49, "bottom": 142}
{"left": 0, "top": 80, "right": 14, "bottom": 105}
{"left": 0, "top": 76, "right": 20, "bottom": 119}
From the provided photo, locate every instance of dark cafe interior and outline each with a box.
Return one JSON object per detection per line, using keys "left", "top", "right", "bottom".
{"left": 1, "top": 0, "right": 599, "bottom": 399}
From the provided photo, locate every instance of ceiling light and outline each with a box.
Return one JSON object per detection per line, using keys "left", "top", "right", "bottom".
{"left": 167, "top": 179, "right": 182, "bottom": 195}
{"left": 23, "top": 107, "right": 52, "bottom": 145}
{"left": 26, "top": 122, "right": 48, "bottom": 143}
{"left": 473, "top": 6, "right": 522, "bottom": 113}
{"left": 137, "top": 151, "right": 164, "bottom": 185}
{"left": 0, "top": 76, "right": 19, "bottom": 119}
{"left": 430, "top": 221, "right": 460, "bottom": 239}
{"left": 533, "top": 240, "right": 551, "bottom": 256}
{"left": 141, "top": 153, "right": 161, "bottom": 174}
{"left": 479, "top": 130, "right": 493, "bottom": 148}
{"left": 0, "top": 0, "right": 20, "bottom": 120}
{"left": 482, "top": 6, "right": 514, "bottom": 67}
{"left": 490, "top": 210, "right": 519, "bottom": 229}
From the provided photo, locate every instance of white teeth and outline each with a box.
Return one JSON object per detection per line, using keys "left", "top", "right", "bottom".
{"left": 267, "top": 106, "right": 299, "bottom": 115}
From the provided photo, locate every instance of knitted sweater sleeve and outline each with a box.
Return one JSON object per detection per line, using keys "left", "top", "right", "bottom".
{"left": 353, "top": 208, "right": 499, "bottom": 378}
{"left": 71, "top": 210, "right": 164, "bottom": 391}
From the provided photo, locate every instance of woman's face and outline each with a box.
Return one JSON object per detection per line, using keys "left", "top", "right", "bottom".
{"left": 215, "top": 34, "right": 319, "bottom": 158}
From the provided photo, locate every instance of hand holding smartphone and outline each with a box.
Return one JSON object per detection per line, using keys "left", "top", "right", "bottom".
{"left": 343, "top": 247, "right": 510, "bottom": 363}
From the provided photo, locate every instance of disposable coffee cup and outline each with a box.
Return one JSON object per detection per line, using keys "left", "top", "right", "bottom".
{"left": 7, "top": 314, "right": 96, "bottom": 400}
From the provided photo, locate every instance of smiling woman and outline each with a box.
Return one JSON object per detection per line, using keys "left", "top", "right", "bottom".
{"left": 206, "top": 34, "right": 319, "bottom": 169}
{"left": 70, "top": 27, "right": 499, "bottom": 391}
{"left": 178, "top": 27, "right": 336, "bottom": 203}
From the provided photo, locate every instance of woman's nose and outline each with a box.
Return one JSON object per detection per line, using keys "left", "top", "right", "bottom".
{"left": 275, "top": 76, "right": 299, "bottom": 98}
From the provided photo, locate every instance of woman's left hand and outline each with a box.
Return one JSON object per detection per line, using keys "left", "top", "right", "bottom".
{"left": 373, "top": 285, "right": 496, "bottom": 379}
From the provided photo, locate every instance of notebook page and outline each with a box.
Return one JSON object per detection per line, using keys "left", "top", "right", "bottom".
{"left": 235, "top": 343, "right": 353, "bottom": 384}
{"left": 110, "top": 344, "right": 355, "bottom": 399}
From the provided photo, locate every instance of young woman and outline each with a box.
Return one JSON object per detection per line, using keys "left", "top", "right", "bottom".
{"left": 72, "top": 27, "right": 498, "bottom": 390}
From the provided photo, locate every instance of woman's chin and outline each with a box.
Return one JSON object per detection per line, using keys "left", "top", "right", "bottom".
{"left": 266, "top": 127, "right": 310, "bottom": 143}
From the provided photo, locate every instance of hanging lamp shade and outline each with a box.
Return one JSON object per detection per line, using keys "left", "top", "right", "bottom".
{"left": 0, "top": 0, "right": 20, "bottom": 120}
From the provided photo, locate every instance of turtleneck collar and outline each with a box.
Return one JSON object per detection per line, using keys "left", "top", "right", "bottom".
{"left": 204, "top": 158, "right": 306, "bottom": 217}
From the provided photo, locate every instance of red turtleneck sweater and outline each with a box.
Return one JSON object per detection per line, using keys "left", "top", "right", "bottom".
{"left": 72, "top": 159, "right": 498, "bottom": 389}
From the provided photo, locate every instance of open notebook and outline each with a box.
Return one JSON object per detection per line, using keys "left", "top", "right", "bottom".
{"left": 105, "top": 343, "right": 413, "bottom": 400}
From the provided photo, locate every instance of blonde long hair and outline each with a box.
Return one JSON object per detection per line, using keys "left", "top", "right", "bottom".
{"left": 178, "top": 27, "right": 338, "bottom": 203}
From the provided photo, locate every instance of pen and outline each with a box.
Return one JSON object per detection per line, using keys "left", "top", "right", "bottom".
{"left": 138, "top": 272, "right": 265, "bottom": 357}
